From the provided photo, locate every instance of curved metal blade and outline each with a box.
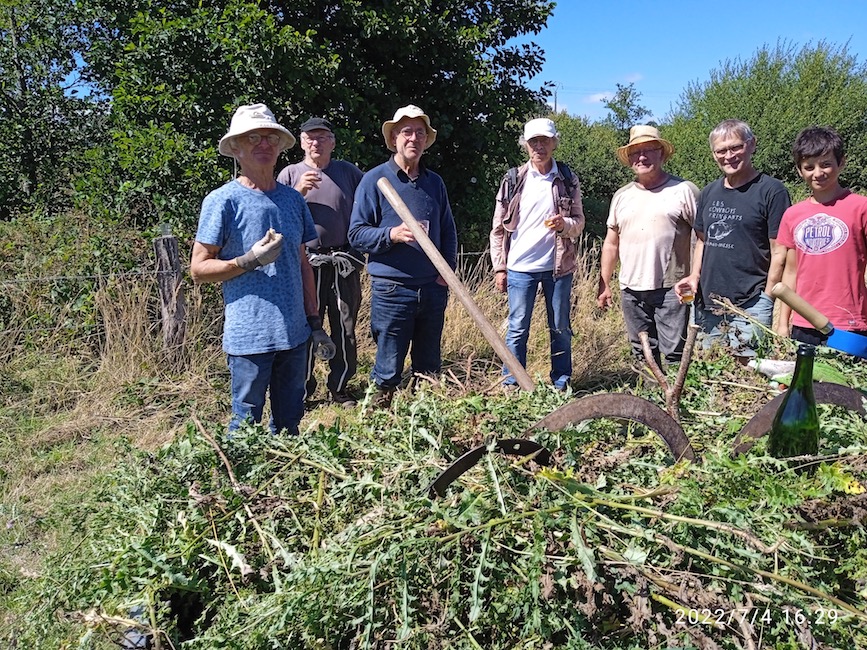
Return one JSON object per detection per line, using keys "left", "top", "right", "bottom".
{"left": 524, "top": 393, "right": 696, "bottom": 462}
{"left": 426, "top": 439, "right": 553, "bottom": 498}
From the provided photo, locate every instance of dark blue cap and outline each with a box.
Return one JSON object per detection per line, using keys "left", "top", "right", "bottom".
{"left": 300, "top": 117, "right": 334, "bottom": 133}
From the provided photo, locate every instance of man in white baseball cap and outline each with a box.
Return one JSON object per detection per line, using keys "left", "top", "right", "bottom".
{"left": 490, "top": 117, "right": 585, "bottom": 391}
{"left": 348, "top": 104, "right": 457, "bottom": 408}
{"left": 191, "top": 103, "right": 334, "bottom": 435}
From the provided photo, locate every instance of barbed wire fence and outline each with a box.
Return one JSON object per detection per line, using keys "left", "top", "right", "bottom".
{"left": 0, "top": 241, "right": 491, "bottom": 340}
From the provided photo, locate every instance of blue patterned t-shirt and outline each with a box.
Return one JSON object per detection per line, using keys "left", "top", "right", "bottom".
{"left": 196, "top": 180, "right": 318, "bottom": 355}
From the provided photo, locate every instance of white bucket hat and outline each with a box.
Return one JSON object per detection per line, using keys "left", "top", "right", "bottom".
{"left": 218, "top": 103, "right": 296, "bottom": 157}
{"left": 381, "top": 104, "right": 437, "bottom": 152}
{"left": 523, "top": 118, "right": 558, "bottom": 141}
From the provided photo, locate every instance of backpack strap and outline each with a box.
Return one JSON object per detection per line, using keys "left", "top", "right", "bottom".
{"left": 556, "top": 162, "right": 578, "bottom": 214}
{"left": 499, "top": 166, "right": 519, "bottom": 208}
{"left": 558, "top": 162, "right": 576, "bottom": 194}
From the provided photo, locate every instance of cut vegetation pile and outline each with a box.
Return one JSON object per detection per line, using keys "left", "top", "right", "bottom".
{"left": 4, "top": 374, "right": 867, "bottom": 649}
{"left": 2, "top": 220, "right": 867, "bottom": 648}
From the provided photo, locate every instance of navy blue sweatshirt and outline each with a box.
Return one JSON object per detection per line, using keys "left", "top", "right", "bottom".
{"left": 348, "top": 157, "right": 458, "bottom": 286}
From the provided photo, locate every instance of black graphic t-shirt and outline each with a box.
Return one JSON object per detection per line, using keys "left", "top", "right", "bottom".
{"left": 694, "top": 173, "right": 790, "bottom": 306}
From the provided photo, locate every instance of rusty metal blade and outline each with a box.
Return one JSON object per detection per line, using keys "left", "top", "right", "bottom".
{"left": 524, "top": 393, "right": 696, "bottom": 462}
{"left": 426, "top": 439, "right": 553, "bottom": 497}
{"left": 732, "top": 383, "right": 867, "bottom": 455}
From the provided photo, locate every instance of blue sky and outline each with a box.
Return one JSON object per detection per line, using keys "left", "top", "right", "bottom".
{"left": 521, "top": 0, "right": 867, "bottom": 122}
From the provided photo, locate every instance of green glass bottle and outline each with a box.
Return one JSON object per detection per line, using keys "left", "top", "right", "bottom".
{"left": 768, "top": 344, "right": 819, "bottom": 458}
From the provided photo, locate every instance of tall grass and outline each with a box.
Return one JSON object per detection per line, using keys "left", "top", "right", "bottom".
{"left": 355, "top": 236, "right": 631, "bottom": 393}
{"left": 2, "top": 235, "right": 630, "bottom": 427}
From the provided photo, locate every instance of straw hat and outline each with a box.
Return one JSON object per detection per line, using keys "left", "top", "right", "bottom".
{"left": 218, "top": 103, "right": 296, "bottom": 157}
{"left": 381, "top": 104, "right": 437, "bottom": 152}
{"left": 616, "top": 125, "right": 674, "bottom": 166}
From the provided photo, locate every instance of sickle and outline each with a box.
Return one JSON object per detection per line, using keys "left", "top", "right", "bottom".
{"left": 426, "top": 439, "right": 553, "bottom": 497}
{"left": 525, "top": 393, "right": 696, "bottom": 462}
{"left": 732, "top": 383, "right": 867, "bottom": 455}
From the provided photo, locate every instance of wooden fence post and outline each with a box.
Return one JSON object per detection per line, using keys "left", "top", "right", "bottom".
{"left": 153, "top": 224, "right": 187, "bottom": 352}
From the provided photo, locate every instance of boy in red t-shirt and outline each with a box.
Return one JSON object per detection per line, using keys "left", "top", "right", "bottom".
{"left": 776, "top": 126, "right": 867, "bottom": 345}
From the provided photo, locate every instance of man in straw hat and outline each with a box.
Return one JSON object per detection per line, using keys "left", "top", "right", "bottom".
{"left": 277, "top": 117, "right": 364, "bottom": 408}
{"left": 191, "top": 103, "right": 334, "bottom": 435}
{"left": 598, "top": 125, "right": 699, "bottom": 367}
{"left": 348, "top": 104, "right": 457, "bottom": 408}
{"left": 674, "top": 119, "right": 790, "bottom": 361}
{"left": 489, "top": 117, "right": 585, "bottom": 391}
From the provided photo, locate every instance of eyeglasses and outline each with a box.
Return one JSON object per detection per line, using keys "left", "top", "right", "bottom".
{"left": 398, "top": 127, "right": 428, "bottom": 140}
{"left": 713, "top": 142, "right": 749, "bottom": 157}
{"left": 245, "top": 133, "right": 281, "bottom": 146}
{"left": 629, "top": 146, "right": 662, "bottom": 158}
{"left": 302, "top": 133, "right": 334, "bottom": 142}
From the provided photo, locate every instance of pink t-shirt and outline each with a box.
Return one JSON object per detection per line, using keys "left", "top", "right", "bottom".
{"left": 777, "top": 190, "right": 867, "bottom": 330}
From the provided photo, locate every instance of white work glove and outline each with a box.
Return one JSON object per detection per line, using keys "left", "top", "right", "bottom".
{"left": 235, "top": 228, "right": 283, "bottom": 271}
{"left": 308, "top": 316, "right": 336, "bottom": 360}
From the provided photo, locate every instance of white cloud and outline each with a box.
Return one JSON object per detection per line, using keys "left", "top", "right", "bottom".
{"left": 624, "top": 72, "right": 643, "bottom": 83}
{"left": 586, "top": 92, "right": 613, "bottom": 103}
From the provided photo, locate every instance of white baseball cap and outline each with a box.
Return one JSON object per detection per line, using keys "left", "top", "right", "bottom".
{"left": 523, "top": 118, "right": 558, "bottom": 140}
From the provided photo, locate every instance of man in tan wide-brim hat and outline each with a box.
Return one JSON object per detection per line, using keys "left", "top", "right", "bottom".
{"left": 598, "top": 124, "right": 698, "bottom": 368}
{"left": 347, "top": 104, "right": 457, "bottom": 409}
{"left": 615, "top": 124, "right": 675, "bottom": 166}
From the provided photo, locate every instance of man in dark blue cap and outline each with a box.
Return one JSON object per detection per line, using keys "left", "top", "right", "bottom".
{"left": 278, "top": 117, "right": 364, "bottom": 407}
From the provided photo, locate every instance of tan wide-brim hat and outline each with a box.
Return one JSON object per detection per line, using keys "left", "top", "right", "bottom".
{"left": 218, "top": 103, "right": 296, "bottom": 158}
{"left": 381, "top": 104, "right": 437, "bottom": 152}
{"left": 616, "top": 124, "right": 674, "bottom": 166}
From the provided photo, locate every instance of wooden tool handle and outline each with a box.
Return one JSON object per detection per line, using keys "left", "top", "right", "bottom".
{"left": 376, "top": 177, "right": 535, "bottom": 391}
{"left": 770, "top": 282, "right": 833, "bottom": 334}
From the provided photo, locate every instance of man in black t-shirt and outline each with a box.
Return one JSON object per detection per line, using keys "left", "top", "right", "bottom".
{"left": 675, "top": 119, "right": 790, "bottom": 361}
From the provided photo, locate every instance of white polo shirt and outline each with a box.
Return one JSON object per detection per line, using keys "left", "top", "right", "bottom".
{"left": 507, "top": 162, "right": 558, "bottom": 273}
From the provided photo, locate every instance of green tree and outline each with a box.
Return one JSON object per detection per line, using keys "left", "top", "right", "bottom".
{"left": 603, "top": 82, "right": 650, "bottom": 138}
{"left": 79, "top": 0, "right": 556, "bottom": 244}
{"left": 665, "top": 41, "right": 867, "bottom": 196}
{"left": 0, "top": 0, "right": 105, "bottom": 219}
{"left": 551, "top": 111, "right": 631, "bottom": 235}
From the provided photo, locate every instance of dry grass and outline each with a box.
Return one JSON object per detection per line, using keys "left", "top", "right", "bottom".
{"left": 353, "top": 237, "right": 631, "bottom": 394}
{"left": 2, "top": 239, "right": 632, "bottom": 446}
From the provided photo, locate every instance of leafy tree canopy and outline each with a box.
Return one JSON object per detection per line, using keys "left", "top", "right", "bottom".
{"left": 77, "top": 0, "right": 556, "bottom": 244}
{"left": 664, "top": 41, "right": 867, "bottom": 197}
{"left": 602, "top": 82, "right": 650, "bottom": 138}
{"left": 0, "top": 0, "right": 106, "bottom": 219}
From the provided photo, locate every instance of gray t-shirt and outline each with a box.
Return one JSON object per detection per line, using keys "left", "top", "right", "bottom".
{"left": 277, "top": 159, "right": 363, "bottom": 248}
{"left": 196, "top": 180, "right": 318, "bottom": 355}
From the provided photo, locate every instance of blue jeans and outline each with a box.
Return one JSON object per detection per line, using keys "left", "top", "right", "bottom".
{"left": 369, "top": 279, "right": 449, "bottom": 389}
{"left": 503, "top": 270, "right": 573, "bottom": 386}
{"left": 227, "top": 345, "right": 306, "bottom": 435}
{"left": 697, "top": 291, "right": 774, "bottom": 358}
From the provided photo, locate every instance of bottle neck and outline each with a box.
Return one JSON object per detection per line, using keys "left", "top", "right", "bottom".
{"left": 790, "top": 344, "right": 816, "bottom": 389}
